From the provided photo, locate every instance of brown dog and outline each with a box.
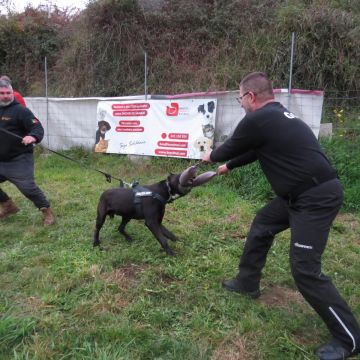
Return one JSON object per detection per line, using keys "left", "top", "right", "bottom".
{"left": 93, "top": 166, "right": 216, "bottom": 255}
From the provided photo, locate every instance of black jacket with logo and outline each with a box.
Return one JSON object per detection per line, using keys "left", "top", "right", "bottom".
{"left": 210, "top": 101, "right": 335, "bottom": 198}
{"left": 0, "top": 99, "right": 44, "bottom": 161}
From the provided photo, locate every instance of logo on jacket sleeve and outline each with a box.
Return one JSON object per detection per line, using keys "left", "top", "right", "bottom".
{"left": 1, "top": 116, "right": 12, "bottom": 121}
{"left": 284, "top": 112, "right": 296, "bottom": 119}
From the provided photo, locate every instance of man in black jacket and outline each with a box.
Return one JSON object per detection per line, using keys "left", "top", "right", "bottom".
{"left": 0, "top": 79, "right": 55, "bottom": 225}
{"left": 202, "top": 72, "right": 359, "bottom": 360}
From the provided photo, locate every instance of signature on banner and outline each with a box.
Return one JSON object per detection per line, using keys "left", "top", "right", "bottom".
{"left": 119, "top": 140, "right": 146, "bottom": 150}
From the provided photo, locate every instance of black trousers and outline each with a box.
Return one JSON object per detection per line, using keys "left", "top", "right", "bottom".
{"left": 237, "top": 178, "right": 360, "bottom": 352}
{"left": 0, "top": 153, "right": 50, "bottom": 209}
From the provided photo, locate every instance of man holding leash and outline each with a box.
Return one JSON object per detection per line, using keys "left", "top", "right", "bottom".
{"left": 202, "top": 72, "right": 360, "bottom": 360}
{"left": 0, "top": 79, "right": 55, "bottom": 225}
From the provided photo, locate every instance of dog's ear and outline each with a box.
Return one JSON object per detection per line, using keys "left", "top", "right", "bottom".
{"left": 179, "top": 165, "right": 197, "bottom": 186}
{"left": 198, "top": 104, "right": 205, "bottom": 114}
{"left": 192, "top": 171, "right": 217, "bottom": 187}
{"left": 167, "top": 173, "right": 177, "bottom": 183}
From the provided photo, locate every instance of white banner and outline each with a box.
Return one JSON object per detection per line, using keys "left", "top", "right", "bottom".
{"left": 95, "top": 99, "right": 217, "bottom": 159}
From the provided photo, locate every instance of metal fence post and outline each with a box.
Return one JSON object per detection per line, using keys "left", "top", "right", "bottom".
{"left": 45, "top": 56, "right": 50, "bottom": 148}
{"left": 144, "top": 50, "right": 148, "bottom": 101}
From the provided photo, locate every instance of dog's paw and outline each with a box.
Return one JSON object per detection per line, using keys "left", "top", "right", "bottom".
{"left": 169, "top": 236, "right": 179, "bottom": 242}
{"left": 165, "top": 248, "right": 175, "bottom": 256}
{"left": 94, "top": 245, "right": 106, "bottom": 251}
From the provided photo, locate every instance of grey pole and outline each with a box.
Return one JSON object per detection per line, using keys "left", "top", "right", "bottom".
{"left": 144, "top": 50, "right": 148, "bottom": 100}
{"left": 45, "top": 56, "right": 49, "bottom": 148}
{"left": 289, "top": 32, "right": 295, "bottom": 92}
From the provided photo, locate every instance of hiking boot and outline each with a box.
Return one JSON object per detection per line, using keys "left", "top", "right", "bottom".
{"left": 315, "top": 339, "right": 356, "bottom": 360}
{"left": 0, "top": 199, "right": 20, "bottom": 219}
{"left": 40, "top": 207, "right": 56, "bottom": 226}
{"left": 222, "top": 278, "right": 261, "bottom": 299}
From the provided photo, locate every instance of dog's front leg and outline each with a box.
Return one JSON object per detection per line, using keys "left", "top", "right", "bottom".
{"left": 145, "top": 220, "right": 175, "bottom": 256}
{"left": 160, "top": 225, "right": 179, "bottom": 242}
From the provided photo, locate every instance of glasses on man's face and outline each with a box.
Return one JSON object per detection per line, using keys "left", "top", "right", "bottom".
{"left": 0, "top": 91, "right": 12, "bottom": 95}
{"left": 235, "top": 91, "right": 251, "bottom": 103}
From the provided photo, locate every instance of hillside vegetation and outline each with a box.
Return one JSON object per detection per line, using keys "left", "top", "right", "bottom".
{"left": 0, "top": 0, "right": 359, "bottom": 96}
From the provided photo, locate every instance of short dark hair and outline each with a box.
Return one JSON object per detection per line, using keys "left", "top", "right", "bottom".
{"left": 240, "top": 72, "right": 274, "bottom": 101}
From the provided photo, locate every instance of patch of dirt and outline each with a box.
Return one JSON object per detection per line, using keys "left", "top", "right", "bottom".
{"left": 158, "top": 272, "right": 182, "bottom": 284}
{"left": 94, "top": 294, "right": 130, "bottom": 313}
{"left": 14, "top": 296, "right": 55, "bottom": 314}
{"left": 335, "top": 213, "right": 359, "bottom": 230}
{"left": 29, "top": 334, "right": 58, "bottom": 359}
{"left": 25, "top": 296, "right": 47, "bottom": 308}
{"left": 211, "top": 334, "right": 262, "bottom": 360}
{"left": 260, "top": 285, "right": 306, "bottom": 309}
{"left": 101, "top": 263, "right": 148, "bottom": 289}
{"left": 225, "top": 214, "right": 239, "bottom": 223}
{"left": 291, "top": 329, "right": 323, "bottom": 346}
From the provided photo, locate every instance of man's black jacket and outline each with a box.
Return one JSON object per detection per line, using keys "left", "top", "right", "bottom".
{"left": 0, "top": 99, "right": 44, "bottom": 161}
{"left": 210, "top": 101, "right": 335, "bottom": 198}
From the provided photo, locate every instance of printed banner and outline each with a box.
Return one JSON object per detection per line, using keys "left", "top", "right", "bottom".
{"left": 95, "top": 99, "right": 217, "bottom": 159}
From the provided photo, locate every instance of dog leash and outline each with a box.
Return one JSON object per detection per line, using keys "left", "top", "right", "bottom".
{"left": 0, "top": 128, "right": 129, "bottom": 186}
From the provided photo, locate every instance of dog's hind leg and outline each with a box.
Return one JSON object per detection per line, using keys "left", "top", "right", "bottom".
{"left": 145, "top": 220, "right": 175, "bottom": 256}
{"left": 160, "top": 225, "right": 179, "bottom": 242}
{"left": 93, "top": 212, "right": 107, "bottom": 247}
{"left": 118, "top": 216, "right": 133, "bottom": 242}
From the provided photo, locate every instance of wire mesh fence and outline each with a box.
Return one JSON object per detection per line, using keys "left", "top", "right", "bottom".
{"left": 322, "top": 90, "right": 360, "bottom": 138}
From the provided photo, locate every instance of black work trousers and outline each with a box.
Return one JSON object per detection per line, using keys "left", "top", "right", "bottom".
{"left": 236, "top": 178, "right": 360, "bottom": 353}
{"left": 0, "top": 153, "right": 50, "bottom": 209}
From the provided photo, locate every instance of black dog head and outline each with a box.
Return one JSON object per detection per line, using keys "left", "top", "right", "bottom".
{"left": 197, "top": 104, "right": 205, "bottom": 115}
{"left": 207, "top": 101, "right": 215, "bottom": 113}
{"left": 98, "top": 120, "right": 111, "bottom": 132}
{"left": 167, "top": 173, "right": 188, "bottom": 201}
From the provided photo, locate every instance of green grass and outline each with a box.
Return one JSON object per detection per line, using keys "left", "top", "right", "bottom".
{"left": 1, "top": 149, "right": 359, "bottom": 359}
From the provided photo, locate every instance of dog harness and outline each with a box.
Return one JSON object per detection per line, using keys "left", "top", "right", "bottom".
{"left": 132, "top": 184, "right": 167, "bottom": 218}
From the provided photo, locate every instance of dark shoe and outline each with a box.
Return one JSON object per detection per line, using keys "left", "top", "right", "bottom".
{"left": 222, "top": 278, "right": 260, "bottom": 299}
{"left": 315, "top": 339, "right": 356, "bottom": 360}
{"left": 0, "top": 199, "right": 20, "bottom": 219}
{"left": 40, "top": 207, "right": 56, "bottom": 226}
